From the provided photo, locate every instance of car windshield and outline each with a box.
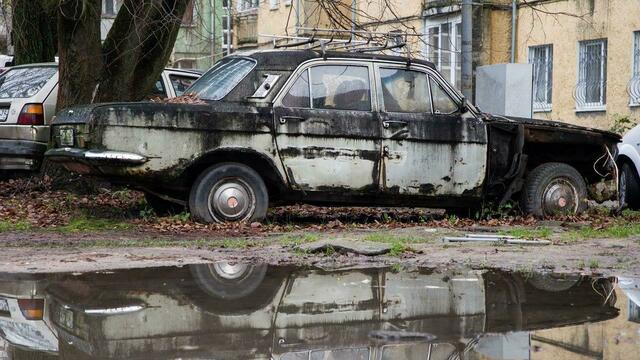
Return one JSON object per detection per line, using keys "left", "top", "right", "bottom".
{"left": 186, "top": 57, "right": 255, "bottom": 100}
{"left": 0, "top": 66, "right": 57, "bottom": 99}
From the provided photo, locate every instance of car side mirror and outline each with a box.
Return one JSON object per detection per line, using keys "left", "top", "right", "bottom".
{"left": 460, "top": 98, "right": 470, "bottom": 113}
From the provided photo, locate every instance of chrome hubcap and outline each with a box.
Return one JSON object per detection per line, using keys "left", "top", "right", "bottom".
{"left": 542, "top": 178, "right": 578, "bottom": 215}
{"left": 212, "top": 262, "right": 249, "bottom": 280}
{"left": 208, "top": 178, "right": 255, "bottom": 221}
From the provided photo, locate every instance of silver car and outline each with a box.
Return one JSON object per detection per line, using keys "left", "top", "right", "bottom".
{"left": 0, "top": 64, "right": 201, "bottom": 172}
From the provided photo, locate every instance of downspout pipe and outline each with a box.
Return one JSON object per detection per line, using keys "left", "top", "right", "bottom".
{"left": 461, "top": 0, "right": 473, "bottom": 101}
{"left": 511, "top": 0, "right": 517, "bottom": 63}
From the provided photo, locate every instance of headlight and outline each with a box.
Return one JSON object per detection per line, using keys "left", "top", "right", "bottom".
{"left": 0, "top": 318, "right": 58, "bottom": 352}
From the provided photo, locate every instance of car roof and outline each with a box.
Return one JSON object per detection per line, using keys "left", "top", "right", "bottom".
{"left": 234, "top": 49, "right": 436, "bottom": 71}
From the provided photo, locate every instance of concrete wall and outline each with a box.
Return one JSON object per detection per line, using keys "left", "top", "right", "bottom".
{"left": 517, "top": 0, "right": 640, "bottom": 129}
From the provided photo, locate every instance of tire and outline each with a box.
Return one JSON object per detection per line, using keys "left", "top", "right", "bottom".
{"left": 186, "top": 262, "right": 286, "bottom": 314}
{"left": 619, "top": 162, "right": 640, "bottom": 209}
{"left": 144, "top": 192, "right": 185, "bottom": 216}
{"left": 526, "top": 273, "right": 581, "bottom": 292}
{"left": 520, "top": 162, "right": 588, "bottom": 217}
{"left": 189, "top": 162, "right": 268, "bottom": 223}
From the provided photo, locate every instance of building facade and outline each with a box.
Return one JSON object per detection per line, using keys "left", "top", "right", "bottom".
{"left": 516, "top": 0, "right": 640, "bottom": 130}
{"left": 172, "top": 0, "right": 226, "bottom": 70}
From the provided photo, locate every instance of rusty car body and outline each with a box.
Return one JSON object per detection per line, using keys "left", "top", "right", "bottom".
{"left": 45, "top": 50, "right": 620, "bottom": 222}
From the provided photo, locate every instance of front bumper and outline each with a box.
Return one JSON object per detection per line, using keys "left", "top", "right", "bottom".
{"left": 45, "top": 148, "right": 148, "bottom": 174}
{"left": 0, "top": 139, "right": 47, "bottom": 170}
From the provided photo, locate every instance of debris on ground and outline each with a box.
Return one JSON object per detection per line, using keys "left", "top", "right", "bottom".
{"left": 297, "top": 239, "right": 392, "bottom": 255}
{"left": 442, "top": 234, "right": 551, "bottom": 246}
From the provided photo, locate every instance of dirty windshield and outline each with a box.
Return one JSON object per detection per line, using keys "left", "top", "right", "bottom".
{"left": 186, "top": 57, "right": 255, "bottom": 100}
{"left": 0, "top": 67, "right": 56, "bottom": 98}
{"left": 1, "top": 263, "right": 637, "bottom": 359}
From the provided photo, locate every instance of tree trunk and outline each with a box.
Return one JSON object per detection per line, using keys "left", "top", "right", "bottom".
{"left": 11, "top": 0, "right": 56, "bottom": 65}
{"left": 56, "top": 0, "right": 103, "bottom": 111}
{"left": 96, "top": 0, "right": 190, "bottom": 102}
{"left": 55, "top": 0, "right": 190, "bottom": 110}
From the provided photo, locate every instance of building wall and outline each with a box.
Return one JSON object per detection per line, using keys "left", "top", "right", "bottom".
{"left": 173, "top": 0, "right": 225, "bottom": 70}
{"left": 517, "top": 0, "right": 640, "bottom": 129}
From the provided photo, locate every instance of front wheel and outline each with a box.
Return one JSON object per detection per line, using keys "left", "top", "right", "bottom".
{"left": 520, "top": 162, "right": 588, "bottom": 217}
{"left": 619, "top": 162, "right": 640, "bottom": 209}
{"left": 189, "top": 162, "right": 268, "bottom": 223}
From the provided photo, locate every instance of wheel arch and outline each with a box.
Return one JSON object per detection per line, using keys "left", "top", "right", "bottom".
{"left": 617, "top": 143, "right": 640, "bottom": 176}
{"left": 182, "top": 148, "right": 289, "bottom": 198}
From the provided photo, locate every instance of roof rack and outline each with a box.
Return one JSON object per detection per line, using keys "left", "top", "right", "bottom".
{"left": 260, "top": 27, "right": 411, "bottom": 56}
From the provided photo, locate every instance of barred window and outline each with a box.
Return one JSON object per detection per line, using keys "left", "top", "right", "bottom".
{"left": 629, "top": 31, "right": 640, "bottom": 105}
{"left": 529, "top": 45, "right": 553, "bottom": 112}
{"left": 575, "top": 39, "right": 607, "bottom": 111}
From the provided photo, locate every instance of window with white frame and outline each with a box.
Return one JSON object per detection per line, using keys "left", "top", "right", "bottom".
{"left": 102, "top": 0, "right": 120, "bottom": 16}
{"left": 221, "top": 12, "right": 233, "bottom": 56}
{"left": 424, "top": 17, "right": 462, "bottom": 90}
{"left": 270, "top": 0, "right": 279, "bottom": 10}
{"left": 237, "top": 0, "right": 259, "bottom": 11}
{"left": 575, "top": 39, "right": 607, "bottom": 110}
{"left": 529, "top": 44, "right": 553, "bottom": 112}
{"left": 629, "top": 31, "right": 640, "bottom": 105}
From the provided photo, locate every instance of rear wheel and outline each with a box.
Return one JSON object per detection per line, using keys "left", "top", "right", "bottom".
{"left": 520, "top": 162, "right": 587, "bottom": 217}
{"left": 189, "top": 162, "right": 268, "bottom": 223}
{"left": 619, "top": 162, "right": 640, "bottom": 209}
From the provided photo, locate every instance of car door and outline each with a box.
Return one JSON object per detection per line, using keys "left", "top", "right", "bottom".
{"left": 376, "top": 64, "right": 487, "bottom": 197}
{"left": 273, "top": 61, "right": 381, "bottom": 193}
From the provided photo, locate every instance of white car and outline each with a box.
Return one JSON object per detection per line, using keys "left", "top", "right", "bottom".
{"left": 0, "top": 64, "right": 201, "bottom": 172}
{"left": 0, "top": 274, "right": 58, "bottom": 354}
{"left": 618, "top": 125, "right": 640, "bottom": 208}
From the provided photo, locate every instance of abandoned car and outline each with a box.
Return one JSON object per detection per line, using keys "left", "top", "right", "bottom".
{"left": 0, "top": 64, "right": 200, "bottom": 173}
{"left": 45, "top": 50, "right": 620, "bottom": 222}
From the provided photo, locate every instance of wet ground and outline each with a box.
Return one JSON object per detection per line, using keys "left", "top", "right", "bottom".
{"left": 0, "top": 262, "right": 639, "bottom": 359}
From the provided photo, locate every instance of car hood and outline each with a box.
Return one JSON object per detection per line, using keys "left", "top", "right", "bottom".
{"left": 485, "top": 114, "right": 621, "bottom": 141}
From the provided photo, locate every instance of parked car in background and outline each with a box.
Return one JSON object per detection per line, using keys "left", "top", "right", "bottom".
{"left": 617, "top": 124, "right": 640, "bottom": 208}
{"left": 0, "top": 55, "right": 13, "bottom": 75}
{"left": 0, "top": 64, "right": 201, "bottom": 173}
{"left": 46, "top": 50, "right": 620, "bottom": 221}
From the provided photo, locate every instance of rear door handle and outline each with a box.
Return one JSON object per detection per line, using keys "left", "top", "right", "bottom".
{"left": 279, "top": 116, "right": 305, "bottom": 124}
{"left": 382, "top": 120, "right": 408, "bottom": 129}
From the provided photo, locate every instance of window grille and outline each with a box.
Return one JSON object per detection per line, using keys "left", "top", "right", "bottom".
{"left": 574, "top": 39, "right": 607, "bottom": 110}
{"left": 529, "top": 45, "right": 553, "bottom": 112}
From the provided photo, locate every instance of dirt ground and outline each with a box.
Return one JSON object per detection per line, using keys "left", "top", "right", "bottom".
{"left": 1, "top": 178, "right": 639, "bottom": 276}
{"left": 0, "top": 225, "right": 638, "bottom": 277}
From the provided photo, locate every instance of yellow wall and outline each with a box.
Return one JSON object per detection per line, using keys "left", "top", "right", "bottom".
{"left": 517, "top": 0, "right": 640, "bottom": 129}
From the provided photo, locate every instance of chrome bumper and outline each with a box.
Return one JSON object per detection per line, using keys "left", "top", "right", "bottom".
{"left": 45, "top": 148, "right": 148, "bottom": 165}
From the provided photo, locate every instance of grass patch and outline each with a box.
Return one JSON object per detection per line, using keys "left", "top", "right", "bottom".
{"left": 363, "top": 233, "right": 423, "bottom": 244}
{"left": 562, "top": 223, "right": 640, "bottom": 242}
{"left": 278, "top": 233, "right": 320, "bottom": 247}
{"left": 499, "top": 227, "right": 552, "bottom": 239}
{"left": 0, "top": 220, "right": 32, "bottom": 232}
{"left": 55, "top": 218, "right": 134, "bottom": 233}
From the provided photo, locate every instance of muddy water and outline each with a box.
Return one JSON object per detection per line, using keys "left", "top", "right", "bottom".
{"left": 0, "top": 264, "right": 638, "bottom": 359}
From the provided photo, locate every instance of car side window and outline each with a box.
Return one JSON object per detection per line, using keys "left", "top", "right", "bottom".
{"left": 170, "top": 75, "right": 197, "bottom": 97}
{"left": 149, "top": 79, "right": 167, "bottom": 99}
{"left": 430, "top": 76, "right": 459, "bottom": 114}
{"left": 282, "top": 69, "right": 310, "bottom": 108}
{"left": 380, "top": 68, "right": 431, "bottom": 113}
{"left": 310, "top": 65, "right": 371, "bottom": 111}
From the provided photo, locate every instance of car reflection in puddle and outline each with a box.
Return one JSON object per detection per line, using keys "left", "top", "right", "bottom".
{"left": 1, "top": 264, "right": 640, "bottom": 359}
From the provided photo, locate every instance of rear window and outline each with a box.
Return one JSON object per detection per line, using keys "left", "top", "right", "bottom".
{"left": 186, "top": 57, "right": 255, "bottom": 100}
{"left": 0, "top": 67, "right": 57, "bottom": 99}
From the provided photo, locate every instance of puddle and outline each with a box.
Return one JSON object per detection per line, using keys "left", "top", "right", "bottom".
{"left": 0, "top": 264, "right": 637, "bottom": 359}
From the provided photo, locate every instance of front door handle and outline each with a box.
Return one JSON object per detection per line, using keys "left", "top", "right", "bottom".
{"left": 279, "top": 116, "right": 305, "bottom": 124}
{"left": 382, "top": 120, "right": 408, "bottom": 129}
